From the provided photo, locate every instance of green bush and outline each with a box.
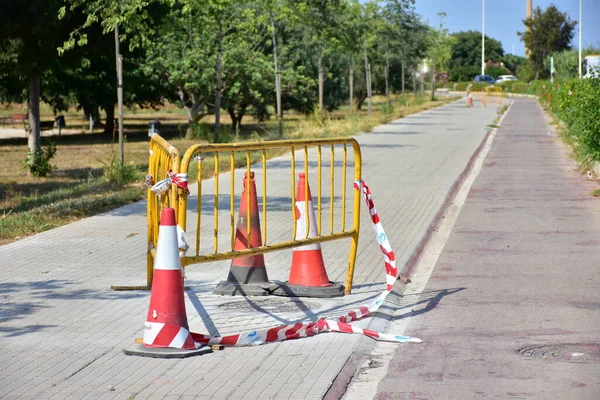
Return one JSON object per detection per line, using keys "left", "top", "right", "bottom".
{"left": 191, "top": 122, "right": 233, "bottom": 143}
{"left": 25, "top": 141, "right": 57, "bottom": 177}
{"left": 101, "top": 153, "right": 142, "bottom": 185}
{"left": 500, "top": 81, "right": 529, "bottom": 94}
{"left": 542, "top": 79, "right": 600, "bottom": 167}
{"left": 380, "top": 103, "right": 394, "bottom": 115}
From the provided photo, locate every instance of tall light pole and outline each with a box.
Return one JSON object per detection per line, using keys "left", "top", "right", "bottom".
{"left": 526, "top": 0, "right": 532, "bottom": 58}
{"left": 481, "top": 0, "right": 485, "bottom": 75}
{"left": 578, "top": 0, "right": 582, "bottom": 78}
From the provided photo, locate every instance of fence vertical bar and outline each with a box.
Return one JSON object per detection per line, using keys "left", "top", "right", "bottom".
{"left": 342, "top": 144, "right": 347, "bottom": 232}
{"left": 262, "top": 149, "right": 267, "bottom": 245}
{"left": 214, "top": 152, "right": 219, "bottom": 254}
{"left": 345, "top": 140, "right": 362, "bottom": 295}
{"left": 304, "top": 146, "right": 309, "bottom": 238}
{"left": 330, "top": 144, "right": 334, "bottom": 234}
{"left": 230, "top": 151, "right": 235, "bottom": 250}
{"left": 291, "top": 147, "right": 296, "bottom": 240}
{"left": 317, "top": 145, "right": 322, "bottom": 235}
{"left": 196, "top": 154, "right": 203, "bottom": 256}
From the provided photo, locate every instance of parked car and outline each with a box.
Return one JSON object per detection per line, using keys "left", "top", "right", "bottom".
{"left": 495, "top": 75, "right": 517, "bottom": 84}
{"left": 473, "top": 75, "right": 496, "bottom": 84}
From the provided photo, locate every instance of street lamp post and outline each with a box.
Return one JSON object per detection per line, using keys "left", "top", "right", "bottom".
{"left": 481, "top": 0, "right": 485, "bottom": 75}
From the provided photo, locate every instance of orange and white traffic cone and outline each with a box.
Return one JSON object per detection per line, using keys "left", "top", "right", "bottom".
{"left": 214, "top": 172, "right": 275, "bottom": 296}
{"left": 272, "top": 173, "right": 344, "bottom": 298}
{"left": 124, "top": 208, "right": 210, "bottom": 358}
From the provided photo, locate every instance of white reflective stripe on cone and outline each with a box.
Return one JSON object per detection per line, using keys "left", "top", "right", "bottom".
{"left": 169, "top": 327, "right": 192, "bottom": 348}
{"left": 295, "top": 200, "right": 321, "bottom": 251}
{"left": 155, "top": 225, "right": 181, "bottom": 271}
{"left": 143, "top": 321, "right": 165, "bottom": 345}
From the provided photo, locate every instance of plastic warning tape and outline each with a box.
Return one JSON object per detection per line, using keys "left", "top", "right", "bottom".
{"left": 146, "top": 170, "right": 189, "bottom": 195}
{"left": 190, "top": 179, "right": 421, "bottom": 346}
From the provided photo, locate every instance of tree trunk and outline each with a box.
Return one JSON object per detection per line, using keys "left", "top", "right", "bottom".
{"left": 318, "top": 52, "right": 324, "bottom": 112}
{"left": 430, "top": 64, "right": 436, "bottom": 101}
{"left": 103, "top": 103, "right": 115, "bottom": 136}
{"left": 214, "top": 19, "right": 223, "bottom": 143}
{"left": 385, "top": 52, "right": 390, "bottom": 106}
{"left": 401, "top": 59, "right": 405, "bottom": 94}
{"left": 349, "top": 63, "right": 354, "bottom": 112}
{"left": 363, "top": 42, "right": 372, "bottom": 116}
{"left": 27, "top": 73, "right": 41, "bottom": 166}
{"left": 412, "top": 68, "right": 417, "bottom": 97}
{"left": 367, "top": 63, "right": 372, "bottom": 116}
{"left": 227, "top": 105, "right": 248, "bottom": 132}
{"left": 270, "top": 14, "right": 283, "bottom": 138}
{"left": 227, "top": 106, "right": 237, "bottom": 132}
{"left": 115, "top": 26, "right": 124, "bottom": 166}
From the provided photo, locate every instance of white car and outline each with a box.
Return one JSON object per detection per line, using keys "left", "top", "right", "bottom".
{"left": 495, "top": 75, "right": 517, "bottom": 84}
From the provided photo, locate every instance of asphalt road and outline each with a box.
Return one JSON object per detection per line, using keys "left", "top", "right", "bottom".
{"left": 345, "top": 98, "right": 600, "bottom": 399}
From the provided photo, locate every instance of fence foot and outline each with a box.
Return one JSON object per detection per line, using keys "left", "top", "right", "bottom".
{"left": 111, "top": 285, "right": 151, "bottom": 291}
{"left": 269, "top": 281, "right": 345, "bottom": 298}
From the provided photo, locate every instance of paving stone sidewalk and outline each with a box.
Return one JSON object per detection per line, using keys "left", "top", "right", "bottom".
{"left": 0, "top": 99, "right": 499, "bottom": 400}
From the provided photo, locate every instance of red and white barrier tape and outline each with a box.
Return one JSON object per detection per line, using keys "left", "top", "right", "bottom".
{"left": 190, "top": 179, "right": 421, "bottom": 346}
{"left": 146, "top": 170, "right": 189, "bottom": 195}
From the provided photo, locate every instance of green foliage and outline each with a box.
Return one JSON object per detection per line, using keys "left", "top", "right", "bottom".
{"left": 191, "top": 122, "right": 233, "bottom": 143}
{"left": 516, "top": 62, "right": 537, "bottom": 82}
{"left": 500, "top": 81, "right": 529, "bottom": 94}
{"left": 380, "top": 102, "right": 394, "bottom": 115}
{"left": 101, "top": 153, "right": 142, "bottom": 185}
{"left": 501, "top": 54, "right": 527, "bottom": 74}
{"left": 519, "top": 4, "right": 577, "bottom": 79}
{"left": 24, "top": 141, "right": 57, "bottom": 177}
{"left": 485, "top": 65, "right": 510, "bottom": 79}
{"left": 447, "top": 31, "right": 504, "bottom": 81}
{"left": 545, "top": 47, "right": 600, "bottom": 81}
{"left": 539, "top": 79, "right": 600, "bottom": 168}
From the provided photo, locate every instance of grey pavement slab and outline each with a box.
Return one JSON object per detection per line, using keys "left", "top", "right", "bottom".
{"left": 370, "top": 98, "right": 600, "bottom": 399}
{"left": 0, "top": 100, "right": 499, "bottom": 399}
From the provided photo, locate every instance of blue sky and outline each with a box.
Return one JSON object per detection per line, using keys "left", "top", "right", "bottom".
{"left": 414, "top": 0, "right": 600, "bottom": 57}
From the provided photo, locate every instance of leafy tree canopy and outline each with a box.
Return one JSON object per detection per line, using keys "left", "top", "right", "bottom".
{"left": 519, "top": 4, "right": 576, "bottom": 79}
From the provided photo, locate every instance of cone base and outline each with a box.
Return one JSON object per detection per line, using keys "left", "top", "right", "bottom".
{"left": 213, "top": 281, "right": 279, "bottom": 296}
{"left": 123, "top": 344, "right": 211, "bottom": 359}
{"left": 270, "top": 281, "right": 345, "bottom": 298}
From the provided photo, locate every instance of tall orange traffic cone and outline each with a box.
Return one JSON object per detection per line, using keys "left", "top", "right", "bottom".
{"left": 214, "top": 172, "right": 275, "bottom": 296}
{"left": 124, "top": 208, "right": 210, "bottom": 358}
{"left": 272, "top": 173, "right": 344, "bottom": 298}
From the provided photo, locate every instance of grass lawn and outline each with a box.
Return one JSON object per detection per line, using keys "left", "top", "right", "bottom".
{"left": 0, "top": 94, "right": 456, "bottom": 244}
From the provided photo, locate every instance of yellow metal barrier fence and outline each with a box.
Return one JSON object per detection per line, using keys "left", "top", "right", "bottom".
{"left": 178, "top": 138, "right": 362, "bottom": 295}
{"left": 112, "top": 134, "right": 181, "bottom": 290}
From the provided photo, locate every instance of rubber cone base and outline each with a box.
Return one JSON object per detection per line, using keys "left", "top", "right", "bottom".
{"left": 270, "top": 281, "right": 345, "bottom": 298}
{"left": 123, "top": 344, "right": 212, "bottom": 358}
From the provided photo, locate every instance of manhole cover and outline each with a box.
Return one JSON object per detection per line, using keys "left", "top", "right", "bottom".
{"left": 519, "top": 344, "right": 600, "bottom": 363}
{"left": 218, "top": 299, "right": 320, "bottom": 314}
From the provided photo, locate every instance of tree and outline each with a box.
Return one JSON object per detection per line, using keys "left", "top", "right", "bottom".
{"left": 0, "top": 0, "right": 66, "bottom": 164}
{"left": 447, "top": 31, "right": 504, "bottom": 82}
{"left": 519, "top": 4, "right": 576, "bottom": 80}
{"left": 426, "top": 15, "right": 456, "bottom": 99}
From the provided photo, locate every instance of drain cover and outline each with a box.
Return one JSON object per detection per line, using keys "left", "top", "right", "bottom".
{"left": 218, "top": 299, "right": 320, "bottom": 314}
{"left": 519, "top": 344, "right": 600, "bottom": 363}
